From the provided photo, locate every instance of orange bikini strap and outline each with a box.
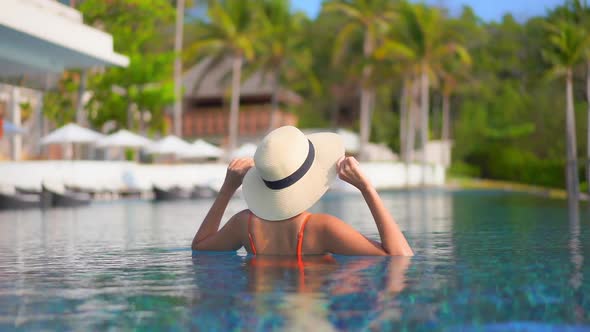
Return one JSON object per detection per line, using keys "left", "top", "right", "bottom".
{"left": 248, "top": 212, "right": 257, "bottom": 255}
{"left": 296, "top": 214, "right": 312, "bottom": 292}
{"left": 296, "top": 214, "right": 312, "bottom": 259}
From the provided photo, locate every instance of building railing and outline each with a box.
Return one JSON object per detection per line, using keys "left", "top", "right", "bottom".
{"left": 181, "top": 107, "right": 297, "bottom": 138}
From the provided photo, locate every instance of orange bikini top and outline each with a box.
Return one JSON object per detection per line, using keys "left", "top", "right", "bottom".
{"left": 247, "top": 211, "right": 312, "bottom": 258}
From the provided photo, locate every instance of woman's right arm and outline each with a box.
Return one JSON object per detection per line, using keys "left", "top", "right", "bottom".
{"left": 191, "top": 158, "right": 253, "bottom": 251}
{"left": 327, "top": 157, "right": 414, "bottom": 256}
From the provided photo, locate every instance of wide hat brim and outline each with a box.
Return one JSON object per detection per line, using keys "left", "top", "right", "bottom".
{"left": 242, "top": 132, "right": 344, "bottom": 221}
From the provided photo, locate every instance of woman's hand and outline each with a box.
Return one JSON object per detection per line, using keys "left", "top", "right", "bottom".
{"left": 222, "top": 158, "right": 254, "bottom": 192}
{"left": 337, "top": 156, "right": 371, "bottom": 192}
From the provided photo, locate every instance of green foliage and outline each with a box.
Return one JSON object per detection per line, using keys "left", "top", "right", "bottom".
{"left": 253, "top": 0, "right": 319, "bottom": 95}
{"left": 369, "top": 83, "right": 401, "bottom": 151}
{"left": 449, "top": 161, "right": 481, "bottom": 178}
{"left": 80, "top": 0, "right": 175, "bottom": 133}
{"left": 43, "top": 72, "right": 79, "bottom": 127}
{"left": 445, "top": 7, "right": 590, "bottom": 190}
{"left": 371, "top": 108, "right": 399, "bottom": 151}
{"left": 85, "top": 52, "right": 175, "bottom": 133}
{"left": 185, "top": 0, "right": 257, "bottom": 62}
{"left": 483, "top": 148, "right": 565, "bottom": 188}
{"left": 542, "top": 19, "right": 590, "bottom": 77}
{"left": 296, "top": 100, "right": 330, "bottom": 128}
{"left": 324, "top": 0, "right": 394, "bottom": 63}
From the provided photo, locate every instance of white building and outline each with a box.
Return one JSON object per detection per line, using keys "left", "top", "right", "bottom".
{"left": 0, "top": 0, "right": 129, "bottom": 160}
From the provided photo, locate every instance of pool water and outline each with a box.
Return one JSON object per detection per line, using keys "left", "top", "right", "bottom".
{"left": 0, "top": 190, "right": 589, "bottom": 331}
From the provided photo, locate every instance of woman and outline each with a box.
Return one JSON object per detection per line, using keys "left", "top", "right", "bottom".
{"left": 191, "top": 126, "right": 413, "bottom": 256}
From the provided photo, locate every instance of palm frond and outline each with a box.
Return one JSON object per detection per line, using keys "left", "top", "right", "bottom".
{"left": 543, "top": 19, "right": 589, "bottom": 68}
{"left": 323, "top": 2, "right": 365, "bottom": 23}
{"left": 374, "top": 40, "right": 416, "bottom": 61}
{"left": 184, "top": 39, "right": 225, "bottom": 61}
{"left": 454, "top": 45, "right": 472, "bottom": 66}
{"left": 332, "top": 21, "right": 361, "bottom": 65}
{"left": 208, "top": 3, "right": 236, "bottom": 37}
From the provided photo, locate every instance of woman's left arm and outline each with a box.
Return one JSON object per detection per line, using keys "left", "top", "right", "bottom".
{"left": 191, "top": 158, "right": 253, "bottom": 251}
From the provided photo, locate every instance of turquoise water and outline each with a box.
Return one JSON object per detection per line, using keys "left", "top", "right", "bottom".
{"left": 0, "top": 190, "right": 589, "bottom": 331}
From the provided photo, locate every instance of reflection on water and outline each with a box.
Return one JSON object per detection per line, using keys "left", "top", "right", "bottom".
{"left": 190, "top": 253, "right": 410, "bottom": 331}
{"left": 569, "top": 206, "right": 582, "bottom": 290}
{"left": 0, "top": 190, "right": 589, "bottom": 330}
{"left": 568, "top": 205, "right": 585, "bottom": 322}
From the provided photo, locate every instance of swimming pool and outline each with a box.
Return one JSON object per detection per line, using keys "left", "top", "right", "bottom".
{"left": 0, "top": 190, "right": 588, "bottom": 331}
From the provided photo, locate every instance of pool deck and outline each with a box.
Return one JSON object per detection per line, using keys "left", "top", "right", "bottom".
{"left": 2, "top": 161, "right": 587, "bottom": 203}
{"left": 0, "top": 160, "right": 446, "bottom": 195}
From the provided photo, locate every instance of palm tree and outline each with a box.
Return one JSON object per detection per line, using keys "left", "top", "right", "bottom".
{"left": 324, "top": 0, "right": 394, "bottom": 160}
{"left": 543, "top": 20, "right": 590, "bottom": 202}
{"left": 439, "top": 48, "right": 472, "bottom": 142}
{"left": 586, "top": 57, "right": 590, "bottom": 196}
{"left": 185, "top": 0, "right": 256, "bottom": 156}
{"left": 254, "top": 0, "right": 317, "bottom": 132}
{"left": 569, "top": 0, "right": 590, "bottom": 196}
{"left": 395, "top": 4, "right": 446, "bottom": 167}
{"left": 376, "top": 3, "right": 467, "bottom": 168}
{"left": 374, "top": 42, "right": 418, "bottom": 163}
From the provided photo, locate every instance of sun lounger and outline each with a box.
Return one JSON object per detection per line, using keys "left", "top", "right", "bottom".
{"left": 191, "top": 185, "right": 217, "bottom": 199}
{"left": 152, "top": 185, "right": 192, "bottom": 201}
{"left": 0, "top": 191, "right": 40, "bottom": 210}
{"left": 41, "top": 184, "right": 91, "bottom": 208}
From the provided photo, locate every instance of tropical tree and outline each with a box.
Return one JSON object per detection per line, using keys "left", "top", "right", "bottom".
{"left": 300, "top": 7, "right": 362, "bottom": 130}
{"left": 43, "top": 72, "right": 79, "bottom": 127}
{"left": 254, "top": 0, "right": 318, "bottom": 131}
{"left": 375, "top": 3, "right": 468, "bottom": 166}
{"left": 185, "top": 0, "right": 256, "bottom": 156}
{"left": 542, "top": 19, "right": 590, "bottom": 201}
{"left": 395, "top": 3, "right": 466, "bottom": 168}
{"left": 374, "top": 37, "right": 418, "bottom": 163}
{"left": 323, "top": 0, "right": 394, "bottom": 160}
{"left": 565, "top": 0, "right": 590, "bottom": 196}
{"left": 80, "top": 0, "right": 175, "bottom": 134}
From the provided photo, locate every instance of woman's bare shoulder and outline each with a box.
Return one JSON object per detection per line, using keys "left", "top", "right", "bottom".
{"left": 309, "top": 213, "right": 347, "bottom": 228}
{"left": 227, "top": 209, "right": 251, "bottom": 226}
{"left": 235, "top": 209, "right": 251, "bottom": 219}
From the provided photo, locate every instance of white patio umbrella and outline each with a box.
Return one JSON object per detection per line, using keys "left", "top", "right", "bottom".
{"left": 96, "top": 129, "right": 152, "bottom": 148}
{"left": 231, "top": 143, "right": 258, "bottom": 158}
{"left": 40, "top": 123, "right": 104, "bottom": 159}
{"left": 41, "top": 123, "right": 103, "bottom": 145}
{"left": 145, "top": 135, "right": 192, "bottom": 156}
{"left": 179, "top": 139, "right": 223, "bottom": 159}
{"left": 96, "top": 129, "right": 152, "bottom": 161}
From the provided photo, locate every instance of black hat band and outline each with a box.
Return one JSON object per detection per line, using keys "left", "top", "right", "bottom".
{"left": 262, "top": 139, "right": 315, "bottom": 190}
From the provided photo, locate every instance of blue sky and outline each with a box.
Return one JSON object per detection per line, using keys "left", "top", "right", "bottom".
{"left": 291, "top": 0, "right": 566, "bottom": 22}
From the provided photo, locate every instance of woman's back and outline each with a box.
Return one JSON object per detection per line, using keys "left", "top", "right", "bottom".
{"left": 246, "top": 211, "right": 322, "bottom": 256}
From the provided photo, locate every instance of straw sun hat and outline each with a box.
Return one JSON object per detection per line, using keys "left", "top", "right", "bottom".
{"left": 242, "top": 126, "right": 345, "bottom": 221}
